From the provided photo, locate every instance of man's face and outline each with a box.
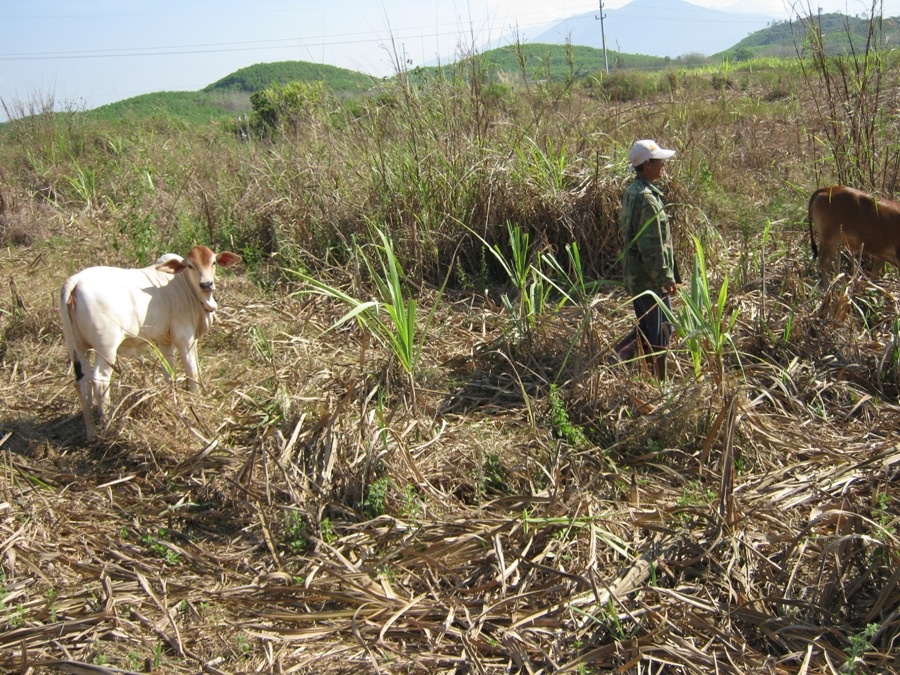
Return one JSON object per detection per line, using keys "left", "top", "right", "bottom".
{"left": 643, "top": 158, "right": 666, "bottom": 181}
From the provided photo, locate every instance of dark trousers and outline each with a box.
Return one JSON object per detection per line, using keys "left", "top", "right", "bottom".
{"left": 614, "top": 292, "right": 672, "bottom": 361}
{"left": 634, "top": 292, "right": 672, "bottom": 353}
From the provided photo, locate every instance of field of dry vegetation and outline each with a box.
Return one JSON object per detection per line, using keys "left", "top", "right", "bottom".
{"left": 1, "top": 39, "right": 899, "bottom": 675}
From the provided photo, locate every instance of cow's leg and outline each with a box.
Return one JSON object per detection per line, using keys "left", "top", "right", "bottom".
{"left": 91, "top": 355, "right": 115, "bottom": 433}
{"left": 178, "top": 341, "right": 202, "bottom": 393}
{"left": 868, "top": 258, "right": 885, "bottom": 279}
{"left": 70, "top": 348, "right": 96, "bottom": 440}
{"left": 160, "top": 344, "right": 177, "bottom": 383}
{"left": 817, "top": 244, "right": 839, "bottom": 281}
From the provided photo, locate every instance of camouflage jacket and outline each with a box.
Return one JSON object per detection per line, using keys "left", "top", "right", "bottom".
{"left": 619, "top": 176, "right": 677, "bottom": 296}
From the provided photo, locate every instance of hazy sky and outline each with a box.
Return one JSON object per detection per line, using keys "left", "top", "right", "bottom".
{"left": 1, "top": 0, "right": 896, "bottom": 118}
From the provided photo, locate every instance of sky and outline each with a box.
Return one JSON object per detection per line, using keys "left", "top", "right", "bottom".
{"left": 1, "top": 0, "right": 897, "bottom": 119}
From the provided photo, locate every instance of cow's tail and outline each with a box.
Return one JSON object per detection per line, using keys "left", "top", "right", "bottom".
{"left": 807, "top": 187, "right": 826, "bottom": 260}
{"left": 59, "top": 278, "right": 85, "bottom": 381}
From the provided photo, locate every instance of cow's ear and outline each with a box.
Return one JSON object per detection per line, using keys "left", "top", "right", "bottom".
{"left": 157, "top": 259, "right": 187, "bottom": 274}
{"left": 216, "top": 251, "right": 242, "bottom": 267}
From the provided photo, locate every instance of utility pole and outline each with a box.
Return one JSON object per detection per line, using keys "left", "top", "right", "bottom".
{"left": 596, "top": 0, "right": 609, "bottom": 74}
{"left": 817, "top": 6, "right": 823, "bottom": 44}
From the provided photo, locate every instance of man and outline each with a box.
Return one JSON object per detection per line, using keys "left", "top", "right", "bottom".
{"left": 615, "top": 139, "right": 679, "bottom": 380}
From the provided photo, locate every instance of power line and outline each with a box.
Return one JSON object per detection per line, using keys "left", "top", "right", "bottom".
{"left": 0, "top": 27, "right": 499, "bottom": 62}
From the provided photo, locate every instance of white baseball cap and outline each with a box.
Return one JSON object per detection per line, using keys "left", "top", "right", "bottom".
{"left": 628, "top": 139, "right": 676, "bottom": 169}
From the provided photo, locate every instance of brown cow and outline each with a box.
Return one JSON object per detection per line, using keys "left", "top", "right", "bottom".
{"left": 808, "top": 185, "right": 900, "bottom": 279}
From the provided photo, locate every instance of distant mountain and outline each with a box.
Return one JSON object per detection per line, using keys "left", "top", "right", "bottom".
{"left": 527, "top": 0, "right": 777, "bottom": 58}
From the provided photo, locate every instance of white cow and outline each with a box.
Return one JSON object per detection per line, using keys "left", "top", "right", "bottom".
{"left": 59, "top": 245, "right": 242, "bottom": 439}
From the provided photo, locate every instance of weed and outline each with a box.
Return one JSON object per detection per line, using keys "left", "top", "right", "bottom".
{"left": 282, "top": 510, "right": 309, "bottom": 553}
{"left": 235, "top": 634, "right": 252, "bottom": 657}
{"left": 576, "top": 598, "right": 637, "bottom": 641}
{"left": 872, "top": 492, "right": 895, "bottom": 537}
{"left": 320, "top": 517, "right": 337, "bottom": 545}
{"left": 400, "top": 484, "right": 423, "bottom": 520}
{"left": 362, "top": 477, "right": 391, "bottom": 518}
{"left": 8, "top": 603, "right": 25, "bottom": 627}
{"left": 379, "top": 564, "right": 396, "bottom": 583}
{"left": 44, "top": 587, "right": 58, "bottom": 622}
{"left": 548, "top": 384, "right": 589, "bottom": 448}
{"left": 478, "top": 452, "right": 507, "bottom": 496}
{"left": 677, "top": 481, "right": 716, "bottom": 507}
{"left": 139, "top": 529, "right": 181, "bottom": 565}
{"left": 844, "top": 623, "right": 879, "bottom": 674}
{"left": 152, "top": 642, "right": 163, "bottom": 669}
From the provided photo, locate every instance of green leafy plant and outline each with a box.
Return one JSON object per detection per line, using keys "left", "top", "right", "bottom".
{"left": 320, "top": 517, "right": 337, "bottom": 545}
{"left": 152, "top": 642, "right": 163, "bottom": 670}
{"left": 668, "top": 236, "right": 741, "bottom": 386}
{"left": 293, "top": 223, "right": 446, "bottom": 406}
{"left": 235, "top": 634, "right": 252, "bottom": 657}
{"left": 478, "top": 451, "right": 507, "bottom": 497}
{"left": 538, "top": 241, "right": 608, "bottom": 372}
{"left": 139, "top": 529, "right": 181, "bottom": 565}
{"left": 400, "top": 483, "right": 424, "bottom": 520}
{"left": 127, "top": 651, "right": 142, "bottom": 671}
{"left": 379, "top": 564, "right": 396, "bottom": 583}
{"left": 362, "top": 476, "right": 391, "bottom": 518}
{"left": 677, "top": 480, "right": 716, "bottom": 507}
{"left": 44, "top": 587, "right": 58, "bottom": 622}
{"left": 548, "top": 384, "right": 589, "bottom": 448}
{"left": 8, "top": 603, "right": 25, "bottom": 627}
{"left": 844, "top": 623, "right": 879, "bottom": 674}
{"left": 282, "top": 510, "right": 309, "bottom": 553}
{"left": 472, "top": 222, "right": 561, "bottom": 344}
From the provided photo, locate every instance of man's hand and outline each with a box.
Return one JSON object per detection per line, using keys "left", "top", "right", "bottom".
{"left": 663, "top": 281, "right": 678, "bottom": 295}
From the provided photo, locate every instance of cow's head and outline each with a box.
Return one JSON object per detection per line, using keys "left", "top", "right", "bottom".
{"left": 157, "top": 245, "right": 242, "bottom": 312}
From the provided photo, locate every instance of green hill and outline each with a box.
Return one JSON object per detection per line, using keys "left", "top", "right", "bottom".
{"left": 87, "top": 90, "right": 251, "bottom": 124}
{"left": 204, "top": 60, "right": 376, "bottom": 95}
{"left": 721, "top": 12, "right": 900, "bottom": 59}
{"left": 86, "top": 61, "right": 377, "bottom": 123}
{"left": 452, "top": 43, "right": 669, "bottom": 79}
